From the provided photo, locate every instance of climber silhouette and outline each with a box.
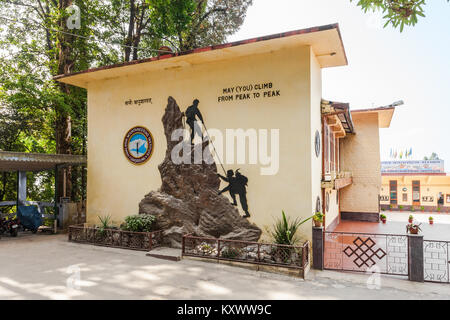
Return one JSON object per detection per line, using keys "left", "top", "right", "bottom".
{"left": 218, "top": 169, "right": 250, "bottom": 218}
{"left": 185, "top": 99, "right": 204, "bottom": 144}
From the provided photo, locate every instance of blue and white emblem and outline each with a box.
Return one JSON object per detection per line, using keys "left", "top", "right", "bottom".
{"left": 123, "top": 126, "right": 154, "bottom": 164}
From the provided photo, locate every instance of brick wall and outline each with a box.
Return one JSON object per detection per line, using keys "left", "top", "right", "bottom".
{"left": 339, "top": 112, "right": 381, "bottom": 214}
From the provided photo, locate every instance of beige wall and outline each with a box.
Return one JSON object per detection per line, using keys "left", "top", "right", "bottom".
{"left": 339, "top": 112, "right": 381, "bottom": 214}
{"left": 381, "top": 175, "right": 450, "bottom": 207}
{"left": 308, "top": 48, "right": 324, "bottom": 235}
{"left": 86, "top": 45, "right": 321, "bottom": 240}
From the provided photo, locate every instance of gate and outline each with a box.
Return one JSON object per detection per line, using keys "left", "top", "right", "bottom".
{"left": 324, "top": 231, "right": 409, "bottom": 277}
{"left": 423, "top": 240, "right": 450, "bottom": 283}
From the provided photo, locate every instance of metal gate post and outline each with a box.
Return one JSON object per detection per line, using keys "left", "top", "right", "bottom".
{"left": 408, "top": 234, "right": 424, "bottom": 282}
{"left": 313, "top": 227, "right": 324, "bottom": 270}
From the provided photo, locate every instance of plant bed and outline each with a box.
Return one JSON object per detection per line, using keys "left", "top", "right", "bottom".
{"left": 181, "top": 234, "right": 310, "bottom": 277}
{"left": 68, "top": 224, "right": 163, "bottom": 251}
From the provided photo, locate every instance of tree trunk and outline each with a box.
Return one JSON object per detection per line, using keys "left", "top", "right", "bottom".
{"left": 54, "top": 0, "right": 74, "bottom": 200}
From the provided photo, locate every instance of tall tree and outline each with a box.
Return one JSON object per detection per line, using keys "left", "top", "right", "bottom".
{"left": 352, "top": 0, "right": 449, "bottom": 31}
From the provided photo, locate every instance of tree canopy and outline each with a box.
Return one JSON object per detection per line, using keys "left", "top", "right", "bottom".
{"left": 0, "top": 0, "right": 253, "bottom": 207}
{"left": 353, "top": 0, "right": 449, "bottom": 31}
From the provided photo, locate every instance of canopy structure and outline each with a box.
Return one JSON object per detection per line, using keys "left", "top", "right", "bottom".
{"left": 0, "top": 151, "right": 86, "bottom": 226}
{"left": 0, "top": 151, "right": 86, "bottom": 172}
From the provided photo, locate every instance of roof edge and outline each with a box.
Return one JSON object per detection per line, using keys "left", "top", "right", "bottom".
{"left": 54, "top": 23, "right": 345, "bottom": 82}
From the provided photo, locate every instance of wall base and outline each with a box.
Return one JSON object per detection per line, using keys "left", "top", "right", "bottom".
{"left": 341, "top": 211, "right": 379, "bottom": 222}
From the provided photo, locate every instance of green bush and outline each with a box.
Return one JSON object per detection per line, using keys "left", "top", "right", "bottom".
{"left": 270, "top": 210, "right": 312, "bottom": 246}
{"left": 121, "top": 214, "right": 156, "bottom": 232}
{"left": 221, "top": 247, "right": 242, "bottom": 259}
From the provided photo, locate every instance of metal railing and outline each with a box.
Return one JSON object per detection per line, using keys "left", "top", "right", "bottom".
{"left": 68, "top": 224, "right": 163, "bottom": 251}
{"left": 423, "top": 240, "right": 450, "bottom": 283}
{"left": 324, "top": 231, "right": 409, "bottom": 276}
{"left": 182, "top": 234, "right": 310, "bottom": 275}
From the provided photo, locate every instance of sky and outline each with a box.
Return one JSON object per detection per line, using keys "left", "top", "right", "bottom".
{"left": 227, "top": 0, "right": 450, "bottom": 168}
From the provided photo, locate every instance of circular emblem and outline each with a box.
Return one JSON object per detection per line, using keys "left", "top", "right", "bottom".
{"left": 316, "top": 196, "right": 321, "bottom": 213}
{"left": 123, "top": 126, "right": 154, "bottom": 165}
{"left": 315, "top": 130, "right": 321, "bottom": 158}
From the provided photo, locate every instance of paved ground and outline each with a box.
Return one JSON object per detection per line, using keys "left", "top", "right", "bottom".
{"left": 1, "top": 234, "right": 450, "bottom": 300}
{"left": 332, "top": 212, "right": 450, "bottom": 240}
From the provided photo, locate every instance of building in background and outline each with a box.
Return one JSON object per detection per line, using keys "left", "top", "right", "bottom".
{"left": 380, "top": 160, "right": 450, "bottom": 212}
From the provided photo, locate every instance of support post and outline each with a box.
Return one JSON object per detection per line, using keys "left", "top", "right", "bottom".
{"left": 18, "top": 171, "right": 27, "bottom": 206}
{"left": 313, "top": 227, "right": 324, "bottom": 270}
{"left": 54, "top": 165, "right": 59, "bottom": 224}
{"left": 408, "top": 234, "right": 424, "bottom": 282}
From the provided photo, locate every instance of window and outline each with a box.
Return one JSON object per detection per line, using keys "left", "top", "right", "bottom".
{"left": 390, "top": 180, "right": 398, "bottom": 205}
{"left": 403, "top": 193, "right": 408, "bottom": 202}
{"left": 323, "top": 118, "right": 339, "bottom": 175}
{"left": 447, "top": 195, "right": 450, "bottom": 203}
{"left": 412, "top": 180, "right": 420, "bottom": 205}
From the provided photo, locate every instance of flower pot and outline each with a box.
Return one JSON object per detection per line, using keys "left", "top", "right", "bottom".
{"left": 409, "top": 227, "right": 420, "bottom": 235}
{"left": 408, "top": 219, "right": 413, "bottom": 224}
{"left": 429, "top": 220, "right": 434, "bottom": 225}
{"left": 381, "top": 219, "right": 387, "bottom": 224}
{"left": 313, "top": 220, "right": 322, "bottom": 228}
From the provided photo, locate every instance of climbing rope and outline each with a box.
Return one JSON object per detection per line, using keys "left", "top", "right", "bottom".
{"left": 182, "top": 113, "right": 227, "bottom": 175}
{"left": 201, "top": 122, "right": 227, "bottom": 175}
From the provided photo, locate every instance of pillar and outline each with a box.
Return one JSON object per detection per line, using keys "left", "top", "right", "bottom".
{"left": 313, "top": 227, "right": 324, "bottom": 270}
{"left": 17, "top": 171, "right": 27, "bottom": 205}
{"left": 408, "top": 234, "right": 424, "bottom": 282}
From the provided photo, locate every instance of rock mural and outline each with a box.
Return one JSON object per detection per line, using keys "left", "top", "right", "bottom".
{"left": 139, "top": 97, "right": 261, "bottom": 247}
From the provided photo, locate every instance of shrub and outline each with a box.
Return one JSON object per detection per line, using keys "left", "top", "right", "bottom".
{"left": 270, "top": 210, "right": 312, "bottom": 246}
{"left": 313, "top": 212, "right": 324, "bottom": 223}
{"left": 221, "top": 247, "right": 242, "bottom": 259}
{"left": 121, "top": 214, "right": 156, "bottom": 232}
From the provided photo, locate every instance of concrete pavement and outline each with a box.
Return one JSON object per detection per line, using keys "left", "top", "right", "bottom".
{"left": 0, "top": 234, "right": 449, "bottom": 300}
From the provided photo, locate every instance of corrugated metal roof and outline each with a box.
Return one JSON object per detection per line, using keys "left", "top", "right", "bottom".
{"left": 0, "top": 151, "right": 86, "bottom": 172}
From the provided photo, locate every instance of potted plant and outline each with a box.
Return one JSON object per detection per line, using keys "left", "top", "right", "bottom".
{"left": 408, "top": 215, "right": 414, "bottom": 223}
{"left": 313, "top": 212, "right": 324, "bottom": 228}
{"left": 406, "top": 223, "right": 422, "bottom": 235}
{"left": 421, "top": 206, "right": 425, "bottom": 212}
{"left": 429, "top": 216, "right": 434, "bottom": 225}
{"left": 411, "top": 207, "right": 415, "bottom": 212}
{"left": 380, "top": 214, "right": 387, "bottom": 224}
{"left": 437, "top": 207, "right": 442, "bottom": 213}
{"left": 399, "top": 205, "right": 404, "bottom": 212}
{"left": 389, "top": 204, "right": 394, "bottom": 212}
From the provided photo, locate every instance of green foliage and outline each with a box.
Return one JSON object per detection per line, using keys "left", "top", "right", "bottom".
{"left": 380, "top": 214, "right": 386, "bottom": 219}
{"left": 352, "top": 0, "right": 449, "bottom": 31}
{"left": 221, "top": 246, "right": 242, "bottom": 259}
{"left": 270, "top": 211, "right": 313, "bottom": 246}
{"left": 97, "top": 214, "right": 114, "bottom": 237}
{"left": 424, "top": 152, "right": 440, "bottom": 160}
{"left": 121, "top": 214, "right": 156, "bottom": 232}
{"left": 313, "top": 211, "right": 324, "bottom": 222}
{"left": 0, "top": 0, "right": 253, "bottom": 204}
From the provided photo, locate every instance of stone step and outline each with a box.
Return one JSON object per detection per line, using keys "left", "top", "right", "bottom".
{"left": 146, "top": 247, "right": 182, "bottom": 262}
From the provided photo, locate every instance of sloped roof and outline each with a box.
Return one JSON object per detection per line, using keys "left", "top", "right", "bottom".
{"left": 55, "top": 23, "right": 348, "bottom": 88}
{"left": 0, "top": 151, "right": 86, "bottom": 172}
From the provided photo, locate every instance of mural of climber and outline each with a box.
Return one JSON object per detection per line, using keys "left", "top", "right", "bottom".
{"left": 182, "top": 98, "right": 252, "bottom": 219}
{"left": 218, "top": 169, "right": 251, "bottom": 218}
{"left": 184, "top": 99, "right": 204, "bottom": 144}
{"left": 138, "top": 97, "right": 261, "bottom": 247}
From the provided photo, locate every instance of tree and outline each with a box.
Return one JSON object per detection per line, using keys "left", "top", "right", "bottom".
{"left": 0, "top": 0, "right": 253, "bottom": 204}
{"left": 424, "top": 152, "right": 440, "bottom": 160}
{"left": 352, "top": 0, "right": 449, "bottom": 31}
{"left": 149, "top": 0, "right": 253, "bottom": 52}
